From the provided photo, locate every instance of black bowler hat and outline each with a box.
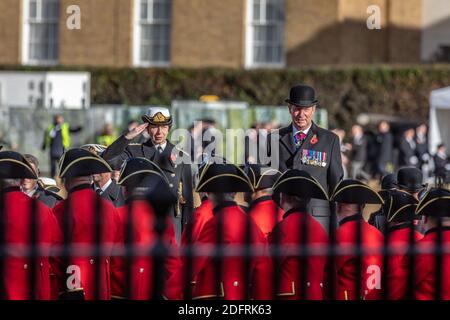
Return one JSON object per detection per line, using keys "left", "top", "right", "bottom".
{"left": 245, "top": 164, "right": 282, "bottom": 191}
{"left": 272, "top": 169, "right": 329, "bottom": 201}
{"left": 396, "top": 167, "right": 425, "bottom": 193}
{"left": 416, "top": 188, "right": 450, "bottom": 217}
{"left": 196, "top": 163, "right": 253, "bottom": 193}
{"left": 378, "top": 173, "right": 398, "bottom": 199}
{"left": 58, "top": 148, "right": 112, "bottom": 179}
{"left": 384, "top": 190, "right": 419, "bottom": 223}
{"left": 331, "top": 179, "right": 383, "bottom": 205}
{"left": 0, "top": 151, "right": 37, "bottom": 179}
{"left": 285, "top": 84, "right": 318, "bottom": 108}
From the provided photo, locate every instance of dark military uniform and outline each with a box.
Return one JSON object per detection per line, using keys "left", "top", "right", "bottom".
{"left": 31, "top": 182, "right": 63, "bottom": 209}
{"left": 102, "top": 136, "right": 194, "bottom": 242}
{"left": 96, "top": 179, "right": 125, "bottom": 208}
{"left": 267, "top": 122, "right": 343, "bottom": 230}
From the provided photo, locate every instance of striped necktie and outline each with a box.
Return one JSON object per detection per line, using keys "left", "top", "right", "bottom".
{"left": 294, "top": 132, "right": 307, "bottom": 148}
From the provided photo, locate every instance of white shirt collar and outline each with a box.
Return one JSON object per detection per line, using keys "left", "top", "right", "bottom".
{"left": 156, "top": 141, "right": 167, "bottom": 151}
{"left": 100, "top": 179, "right": 113, "bottom": 193}
{"left": 292, "top": 123, "right": 312, "bottom": 136}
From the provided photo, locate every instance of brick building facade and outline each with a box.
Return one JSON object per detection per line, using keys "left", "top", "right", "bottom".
{"left": 0, "top": 0, "right": 448, "bottom": 68}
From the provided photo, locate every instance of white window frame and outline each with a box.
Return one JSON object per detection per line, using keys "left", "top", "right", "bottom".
{"left": 133, "top": 0, "right": 171, "bottom": 67}
{"left": 245, "top": 0, "right": 285, "bottom": 69}
{"left": 22, "top": 0, "right": 59, "bottom": 66}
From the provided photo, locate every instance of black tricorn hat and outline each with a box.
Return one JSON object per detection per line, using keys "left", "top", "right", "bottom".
{"left": 384, "top": 190, "right": 419, "bottom": 223}
{"left": 285, "top": 84, "right": 318, "bottom": 108}
{"left": 272, "top": 169, "right": 329, "bottom": 201}
{"left": 0, "top": 151, "right": 37, "bottom": 179}
{"left": 331, "top": 179, "right": 384, "bottom": 205}
{"left": 416, "top": 188, "right": 450, "bottom": 217}
{"left": 118, "top": 157, "right": 167, "bottom": 189}
{"left": 58, "top": 148, "right": 112, "bottom": 179}
{"left": 196, "top": 163, "right": 253, "bottom": 193}
{"left": 396, "top": 167, "right": 425, "bottom": 193}
{"left": 118, "top": 157, "right": 177, "bottom": 206}
{"left": 245, "top": 164, "right": 282, "bottom": 191}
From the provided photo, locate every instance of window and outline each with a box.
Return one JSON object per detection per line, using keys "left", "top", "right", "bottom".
{"left": 134, "top": 0, "right": 172, "bottom": 67}
{"left": 22, "top": 0, "right": 60, "bottom": 65}
{"left": 246, "top": 0, "right": 284, "bottom": 68}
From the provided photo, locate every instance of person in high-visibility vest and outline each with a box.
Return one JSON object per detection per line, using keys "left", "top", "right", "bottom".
{"left": 96, "top": 123, "right": 117, "bottom": 147}
{"left": 42, "top": 114, "right": 82, "bottom": 178}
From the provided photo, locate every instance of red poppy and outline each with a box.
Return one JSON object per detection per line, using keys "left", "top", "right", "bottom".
{"left": 310, "top": 135, "right": 318, "bottom": 145}
{"left": 170, "top": 153, "right": 177, "bottom": 163}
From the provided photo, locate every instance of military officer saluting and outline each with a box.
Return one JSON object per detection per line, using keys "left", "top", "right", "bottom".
{"left": 102, "top": 107, "right": 194, "bottom": 243}
{"left": 267, "top": 84, "right": 343, "bottom": 231}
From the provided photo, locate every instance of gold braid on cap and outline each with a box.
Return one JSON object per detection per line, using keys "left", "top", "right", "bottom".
{"left": 153, "top": 112, "right": 169, "bottom": 123}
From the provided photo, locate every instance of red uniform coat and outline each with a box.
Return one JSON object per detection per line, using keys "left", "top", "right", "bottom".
{"left": 110, "top": 200, "right": 180, "bottom": 300}
{"left": 52, "top": 185, "right": 120, "bottom": 300}
{"left": 1, "top": 188, "right": 62, "bottom": 300}
{"left": 387, "top": 227, "right": 450, "bottom": 300}
{"left": 268, "top": 209, "right": 329, "bottom": 300}
{"left": 249, "top": 196, "right": 284, "bottom": 238}
{"left": 165, "top": 202, "right": 273, "bottom": 300}
{"left": 383, "top": 224, "right": 423, "bottom": 299}
{"left": 335, "top": 214, "right": 384, "bottom": 300}
{"left": 181, "top": 198, "right": 213, "bottom": 245}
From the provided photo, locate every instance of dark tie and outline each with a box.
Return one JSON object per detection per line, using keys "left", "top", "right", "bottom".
{"left": 158, "top": 146, "right": 163, "bottom": 154}
{"left": 96, "top": 188, "right": 103, "bottom": 196}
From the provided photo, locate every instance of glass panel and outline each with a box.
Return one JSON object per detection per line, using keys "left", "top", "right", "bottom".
{"left": 266, "top": 45, "right": 273, "bottom": 62}
{"left": 153, "top": 1, "right": 162, "bottom": 19}
{"left": 153, "top": 25, "right": 161, "bottom": 41}
{"left": 141, "top": 0, "right": 148, "bottom": 20}
{"left": 152, "top": 44, "right": 160, "bottom": 61}
{"left": 141, "top": 44, "right": 150, "bottom": 61}
{"left": 30, "top": 0, "right": 37, "bottom": 19}
{"left": 253, "top": 45, "right": 263, "bottom": 63}
{"left": 253, "top": 0, "right": 260, "bottom": 21}
{"left": 164, "top": 1, "right": 172, "bottom": 19}
{"left": 141, "top": 25, "right": 151, "bottom": 41}
{"left": 162, "top": 44, "right": 170, "bottom": 61}
{"left": 267, "top": 25, "right": 276, "bottom": 42}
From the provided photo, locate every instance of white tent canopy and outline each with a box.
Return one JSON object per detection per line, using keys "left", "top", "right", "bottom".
{"left": 429, "top": 86, "right": 450, "bottom": 154}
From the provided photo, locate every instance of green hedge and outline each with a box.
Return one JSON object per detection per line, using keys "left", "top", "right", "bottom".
{"left": 2, "top": 65, "right": 450, "bottom": 130}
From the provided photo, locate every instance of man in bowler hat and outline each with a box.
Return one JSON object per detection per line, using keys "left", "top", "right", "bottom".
{"left": 266, "top": 84, "right": 343, "bottom": 230}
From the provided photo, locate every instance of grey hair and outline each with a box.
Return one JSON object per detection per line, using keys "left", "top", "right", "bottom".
{"left": 1, "top": 179, "right": 22, "bottom": 188}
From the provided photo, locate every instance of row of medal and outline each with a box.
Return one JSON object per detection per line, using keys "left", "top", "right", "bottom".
{"left": 301, "top": 149, "right": 327, "bottom": 167}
